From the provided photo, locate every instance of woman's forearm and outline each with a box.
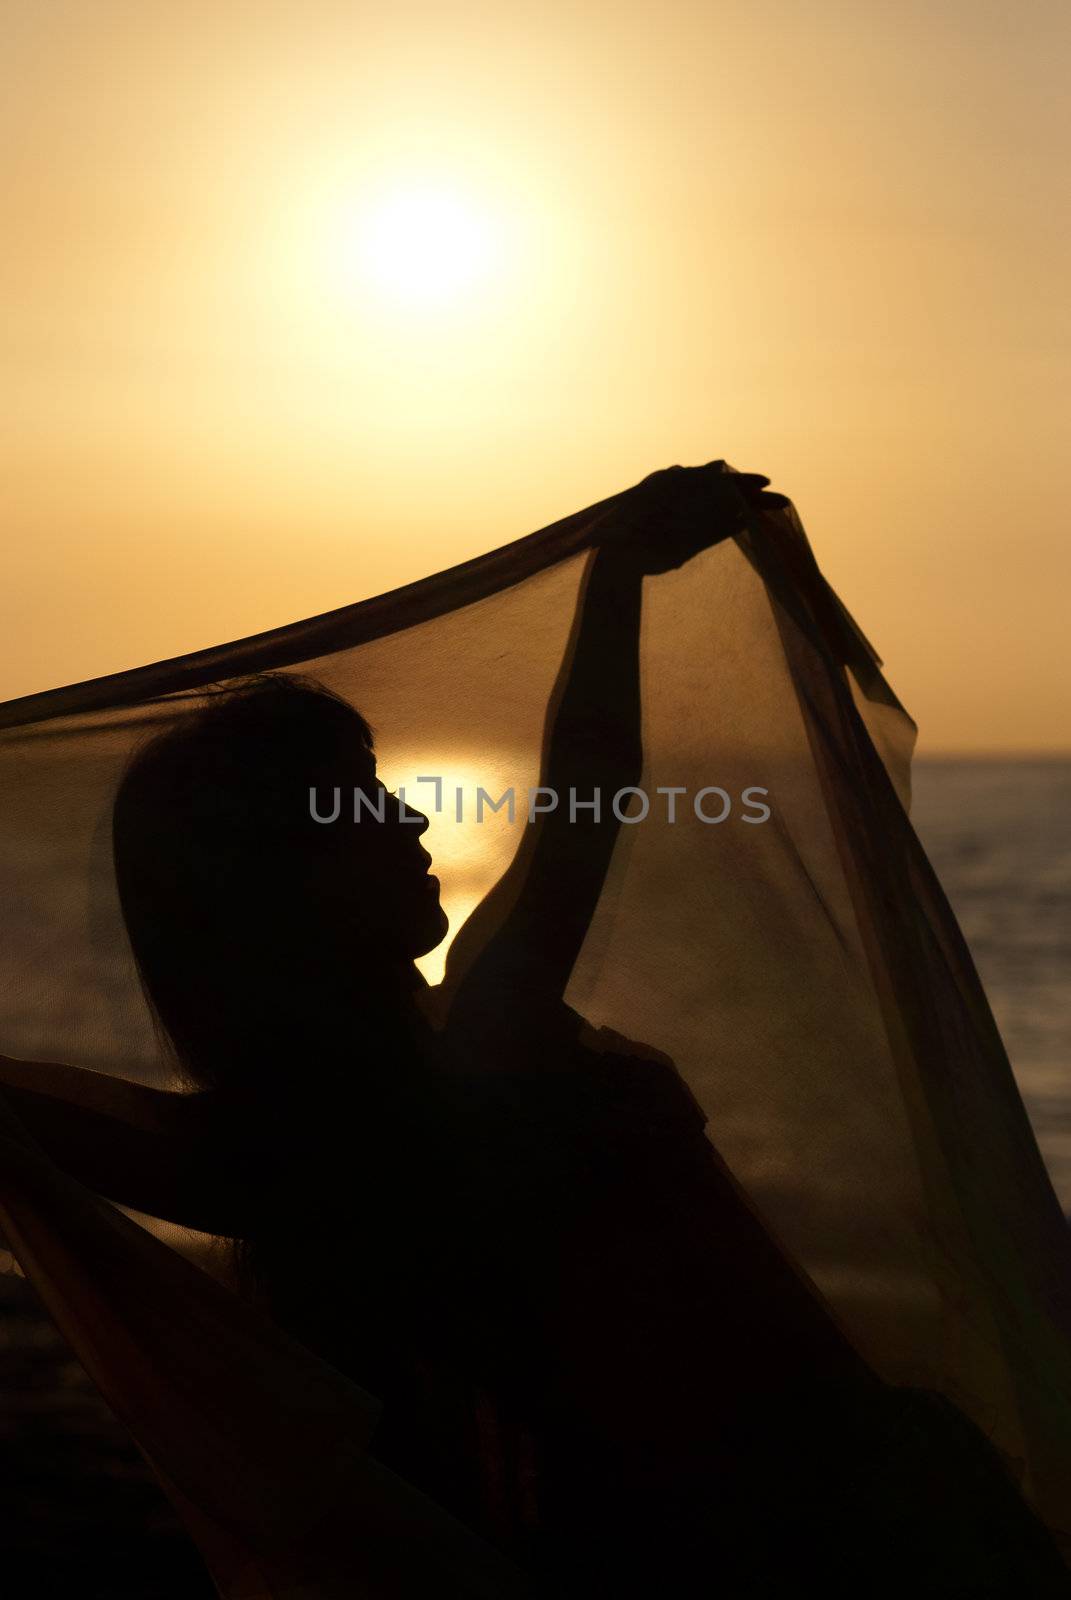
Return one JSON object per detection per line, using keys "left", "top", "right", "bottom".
{"left": 541, "top": 545, "right": 644, "bottom": 799}
{"left": 441, "top": 546, "right": 648, "bottom": 1017}
{"left": 0, "top": 1053, "right": 177, "bottom": 1129}
{"left": 0, "top": 1058, "right": 242, "bottom": 1234}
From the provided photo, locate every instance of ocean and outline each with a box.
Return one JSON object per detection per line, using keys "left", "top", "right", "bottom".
{"left": 911, "top": 758, "right": 1071, "bottom": 1212}
{"left": 0, "top": 758, "right": 1068, "bottom": 1594}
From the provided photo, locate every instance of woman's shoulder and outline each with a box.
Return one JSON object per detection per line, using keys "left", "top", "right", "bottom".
{"left": 436, "top": 991, "right": 706, "bottom": 1141}
{"left": 570, "top": 1016, "right": 707, "bottom": 1135}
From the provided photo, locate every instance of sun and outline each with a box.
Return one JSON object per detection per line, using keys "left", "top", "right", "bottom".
{"left": 344, "top": 181, "right": 499, "bottom": 309}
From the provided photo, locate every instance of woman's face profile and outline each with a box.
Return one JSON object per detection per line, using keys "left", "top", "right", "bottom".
{"left": 314, "top": 739, "right": 449, "bottom": 963}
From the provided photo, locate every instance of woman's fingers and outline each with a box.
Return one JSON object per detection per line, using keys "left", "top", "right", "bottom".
{"left": 725, "top": 472, "right": 790, "bottom": 512}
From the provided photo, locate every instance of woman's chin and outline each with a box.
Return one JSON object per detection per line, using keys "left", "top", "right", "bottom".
{"left": 412, "top": 903, "right": 449, "bottom": 958}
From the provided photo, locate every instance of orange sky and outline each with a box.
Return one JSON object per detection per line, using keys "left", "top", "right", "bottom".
{"left": 2, "top": 1, "right": 1068, "bottom": 751}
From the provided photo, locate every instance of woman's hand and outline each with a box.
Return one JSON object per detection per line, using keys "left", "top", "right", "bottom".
{"left": 607, "top": 460, "right": 789, "bottom": 575}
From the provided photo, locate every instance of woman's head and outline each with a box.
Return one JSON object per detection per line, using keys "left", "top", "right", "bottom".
{"left": 112, "top": 672, "right": 447, "bottom": 1096}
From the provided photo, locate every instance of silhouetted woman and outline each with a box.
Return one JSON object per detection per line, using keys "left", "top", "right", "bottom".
{"left": 4, "top": 466, "right": 1069, "bottom": 1595}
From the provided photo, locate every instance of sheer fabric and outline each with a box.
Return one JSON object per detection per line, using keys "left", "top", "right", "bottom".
{"left": 2, "top": 463, "right": 1071, "bottom": 1591}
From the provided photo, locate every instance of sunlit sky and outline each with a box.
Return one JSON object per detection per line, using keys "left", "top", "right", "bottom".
{"left": 2, "top": 0, "right": 1068, "bottom": 751}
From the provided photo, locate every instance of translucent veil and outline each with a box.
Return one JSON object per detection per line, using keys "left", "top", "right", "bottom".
{"left": 2, "top": 463, "right": 1071, "bottom": 1594}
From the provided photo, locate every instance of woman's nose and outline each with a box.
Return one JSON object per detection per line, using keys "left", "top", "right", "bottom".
{"left": 399, "top": 798, "right": 430, "bottom": 834}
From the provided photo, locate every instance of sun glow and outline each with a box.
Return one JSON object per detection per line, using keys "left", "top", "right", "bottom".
{"left": 256, "top": 152, "right": 556, "bottom": 425}
{"left": 342, "top": 181, "right": 500, "bottom": 309}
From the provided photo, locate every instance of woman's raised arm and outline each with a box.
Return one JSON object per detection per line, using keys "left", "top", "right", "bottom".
{"left": 440, "top": 463, "right": 784, "bottom": 1044}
